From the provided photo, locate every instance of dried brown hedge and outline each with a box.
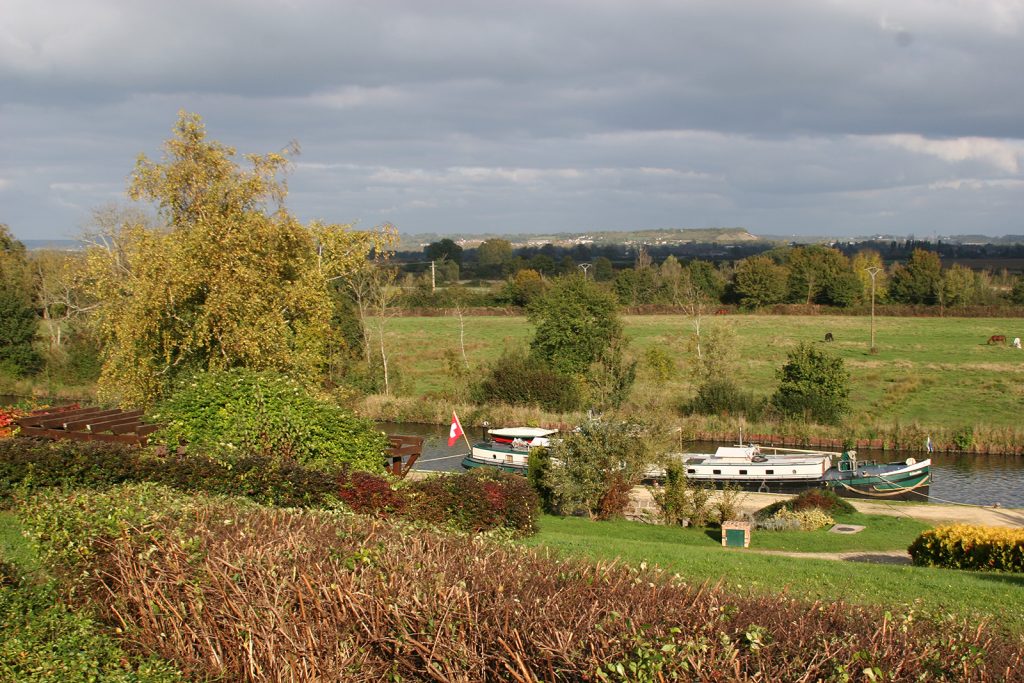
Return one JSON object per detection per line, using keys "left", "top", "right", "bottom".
{"left": 77, "top": 500, "right": 1023, "bottom": 682}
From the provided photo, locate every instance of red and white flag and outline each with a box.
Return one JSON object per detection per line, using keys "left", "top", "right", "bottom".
{"left": 448, "top": 411, "right": 465, "bottom": 447}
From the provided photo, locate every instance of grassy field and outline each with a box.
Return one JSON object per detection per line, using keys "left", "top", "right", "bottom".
{"left": 382, "top": 313, "right": 1024, "bottom": 432}
{"left": 526, "top": 513, "right": 1024, "bottom": 633}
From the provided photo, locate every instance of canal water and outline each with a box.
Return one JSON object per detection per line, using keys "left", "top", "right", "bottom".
{"left": 379, "top": 421, "right": 1024, "bottom": 508}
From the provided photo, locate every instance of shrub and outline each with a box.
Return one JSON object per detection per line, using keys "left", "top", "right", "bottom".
{"left": 755, "top": 488, "right": 855, "bottom": 519}
{"left": 952, "top": 426, "right": 974, "bottom": 452}
{"left": 16, "top": 488, "right": 1023, "bottom": 681}
{"left": 643, "top": 346, "right": 675, "bottom": 382}
{"left": 759, "top": 508, "right": 834, "bottom": 532}
{"left": 526, "top": 446, "right": 556, "bottom": 513}
{"left": 470, "top": 348, "right": 581, "bottom": 412}
{"left": 0, "top": 440, "right": 538, "bottom": 536}
{"left": 687, "top": 377, "right": 762, "bottom": 418}
{"left": 405, "top": 468, "right": 540, "bottom": 535}
{"left": 651, "top": 461, "right": 713, "bottom": 527}
{"left": 770, "top": 342, "right": 850, "bottom": 425}
{"left": 713, "top": 484, "right": 747, "bottom": 525}
{"left": 543, "top": 420, "right": 661, "bottom": 519}
{"left": 909, "top": 525, "right": 1024, "bottom": 573}
{"left": 152, "top": 368, "right": 389, "bottom": 472}
{"left": 0, "top": 580, "right": 183, "bottom": 682}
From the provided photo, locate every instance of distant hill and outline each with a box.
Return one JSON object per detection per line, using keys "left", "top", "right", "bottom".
{"left": 398, "top": 227, "right": 761, "bottom": 250}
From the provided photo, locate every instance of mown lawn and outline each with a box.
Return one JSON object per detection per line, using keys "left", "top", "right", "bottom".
{"left": 525, "top": 514, "right": 1024, "bottom": 634}
{"left": 383, "top": 314, "right": 1024, "bottom": 429}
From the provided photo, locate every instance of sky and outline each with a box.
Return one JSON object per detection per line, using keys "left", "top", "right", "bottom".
{"left": 2, "top": 0, "right": 1023, "bottom": 242}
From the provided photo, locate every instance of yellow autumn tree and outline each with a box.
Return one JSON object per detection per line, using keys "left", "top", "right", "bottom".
{"left": 85, "top": 112, "right": 393, "bottom": 406}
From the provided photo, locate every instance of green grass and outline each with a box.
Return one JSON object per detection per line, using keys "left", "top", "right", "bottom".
{"left": 525, "top": 514, "right": 1024, "bottom": 633}
{"left": 382, "top": 313, "right": 1024, "bottom": 431}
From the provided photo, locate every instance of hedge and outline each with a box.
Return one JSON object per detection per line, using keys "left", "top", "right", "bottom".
{"left": 0, "top": 438, "right": 538, "bottom": 536}
{"left": 909, "top": 524, "right": 1024, "bottom": 573}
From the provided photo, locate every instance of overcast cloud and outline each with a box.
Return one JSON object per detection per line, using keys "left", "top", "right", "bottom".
{"left": 2, "top": 0, "right": 1023, "bottom": 240}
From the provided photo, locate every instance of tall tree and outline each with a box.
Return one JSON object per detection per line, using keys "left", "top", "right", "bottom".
{"left": 84, "top": 112, "right": 391, "bottom": 405}
{"left": 423, "top": 238, "right": 463, "bottom": 265}
{"left": 851, "top": 250, "right": 888, "bottom": 302}
{"left": 528, "top": 274, "right": 623, "bottom": 376}
{"left": 732, "top": 255, "right": 789, "bottom": 309}
{"left": 0, "top": 225, "right": 40, "bottom": 376}
{"left": 889, "top": 248, "right": 943, "bottom": 305}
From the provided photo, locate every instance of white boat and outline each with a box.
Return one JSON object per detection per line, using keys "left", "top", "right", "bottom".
{"left": 461, "top": 426, "right": 558, "bottom": 472}
{"left": 657, "top": 444, "right": 931, "bottom": 501}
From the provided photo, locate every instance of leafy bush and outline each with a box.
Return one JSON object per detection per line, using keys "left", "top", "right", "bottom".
{"left": 758, "top": 508, "right": 834, "bottom": 532}
{"left": 713, "top": 484, "right": 747, "bottom": 525}
{"left": 0, "top": 440, "right": 538, "bottom": 536}
{"left": 405, "top": 469, "right": 540, "bottom": 535}
{"left": 0, "top": 288, "right": 42, "bottom": 377}
{"left": 651, "top": 461, "right": 713, "bottom": 527}
{"left": 527, "top": 446, "right": 556, "bottom": 513}
{"left": 152, "top": 368, "right": 389, "bottom": 472}
{"left": 755, "top": 488, "right": 855, "bottom": 519}
{"left": 643, "top": 346, "right": 674, "bottom": 382}
{"left": 770, "top": 342, "right": 850, "bottom": 425}
{"left": 909, "top": 525, "right": 1024, "bottom": 573}
{"left": 16, "top": 487, "right": 1023, "bottom": 681}
{"left": 0, "top": 580, "right": 183, "bottom": 682}
{"left": 470, "top": 348, "right": 581, "bottom": 412}
{"left": 952, "top": 426, "right": 974, "bottom": 452}
{"left": 543, "top": 420, "right": 661, "bottom": 519}
{"left": 687, "top": 377, "right": 762, "bottom": 418}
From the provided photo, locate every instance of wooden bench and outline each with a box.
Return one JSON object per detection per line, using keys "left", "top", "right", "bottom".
{"left": 15, "top": 405, "right": 157, "bottom": 446}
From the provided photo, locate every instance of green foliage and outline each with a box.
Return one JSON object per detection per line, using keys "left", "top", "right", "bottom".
{"left": 528, "top": 274, "right": 624, "bottom": 376}
{"left": 732, "top": 255, "right": 788, "bottom": 308}
{"left": 584, "top": 337, "right": 637, "bottom": 411}
{"left": 889, "top": 248, "right": 943, "bottom": 305}
{"left": 505, "top": 268, "right": 547, "bottom": 306}
{"left": 952, "top": 426, "right": 974, "bottom": 452}
{"left": 643, "top": 346, "right": 675, "bottom": 382}
{"left": 687, "top": 377, "right": 761, "bottom": 418}
{"left": 755, "top": 488, "right": 855, "bottom": 519}
{"left": 909, "top": 524, "right": 1024, "bottom": 572}
{"left": 152, "top": 368, "right": 389, "bottom": 471}
{"left": 770, "top": 342, "right": 850, "bottom": 425}
{"left": 527, "top": 446, "right": 556, "bottom": 513}
{"left": 85, "top": 112, "right": 391, "bottom": 406}
{"left": 471, "top": 348, "right": 582, "bottom": 412}
{"left": 423, "top": 238, "right": 463, "bottom": 265}
{"left": 0, "top": 288, "right": 42, "bottom": 377}
{"left": 1010, "top": 276, "right": 1024, "bottom": 305}
{"left": 405, "top": 469, "right": 540, "bottom": 535}
{"left": 593, "top": 256, "right": 615, "bottom": 281}
{"left": 758, "top": 508, "right": 835, "bottom": 531}
{"left": 651, "top": 461, "right": 713, "bottom": 527}
{"left": 543, "top": 420, "right": 660, "bottom": 519}
{"left": 0, "top": 580, "right": 183, "bottom": 682}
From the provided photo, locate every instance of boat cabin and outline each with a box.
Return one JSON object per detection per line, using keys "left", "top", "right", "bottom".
{"left": 683, "top": 445, "right": 833, "bottom": 482}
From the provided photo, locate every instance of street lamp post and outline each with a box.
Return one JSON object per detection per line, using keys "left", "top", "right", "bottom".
{"left": 865, "top": 266, "right": 881, "bottom": 354}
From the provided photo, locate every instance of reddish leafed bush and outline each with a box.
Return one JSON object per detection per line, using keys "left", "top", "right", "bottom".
{"left": 337, "top": 470, "right": 407, "bottom": 516}
{"left": 32, "top": 490, "right": 1021, "bottom": 682}
{"left": 405, "top": 468, "right": 540, "bottom": 534}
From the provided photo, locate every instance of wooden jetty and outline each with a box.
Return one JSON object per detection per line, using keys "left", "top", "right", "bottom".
{"left": 15, "top": 405, "right": 158, "bottom": 446}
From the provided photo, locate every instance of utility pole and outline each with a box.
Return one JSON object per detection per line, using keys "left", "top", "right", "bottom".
{"left": 865, "top": 266, "right": 881, "bottom": 354}
{"left": 430, "top": 260, "right": 436, "bottom": 293}
{"left": 578, "top": 262, "right": 592, "bottom": 279}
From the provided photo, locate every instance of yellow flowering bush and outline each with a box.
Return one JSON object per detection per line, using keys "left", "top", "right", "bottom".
{"left": 908, "top": 524, "right": 1024, "bottom": 572}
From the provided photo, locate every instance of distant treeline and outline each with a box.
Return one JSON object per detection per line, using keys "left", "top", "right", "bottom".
{"left": 389, "top": 237, "right": 1024, "bottom": 311}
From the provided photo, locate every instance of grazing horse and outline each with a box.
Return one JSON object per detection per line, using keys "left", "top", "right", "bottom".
{"left": 715, "top": 308, "right": 729, "bottom": 315}
{"left": 824, "top": 332, "right": 834, "bottom": 342}
{"left": 988, "top": 335, "right": 1006, "bottom": 345}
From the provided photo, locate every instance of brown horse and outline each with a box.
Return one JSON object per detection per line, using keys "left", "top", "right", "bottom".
{"left": 988, "top": 335, "right": 1006, "bottom": 345}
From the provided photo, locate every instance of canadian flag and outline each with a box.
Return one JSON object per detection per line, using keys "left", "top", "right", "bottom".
{"left": 448, "top": 411, "right": 465, "bottom": 447}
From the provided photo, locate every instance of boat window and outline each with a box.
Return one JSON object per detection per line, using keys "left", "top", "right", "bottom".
{"left": 687, "top": 469, "right": 696, "bottom": 474}
{"left": 766, "top": 469, "right": 774, "bottom": 474}
{"left": 712, "top": 469, "right": 721, "bottom": 475}
{"left": 739, "top": 469, "right": 747, "bottom": 475}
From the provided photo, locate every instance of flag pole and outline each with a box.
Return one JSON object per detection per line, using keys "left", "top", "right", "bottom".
{"left": 458, "top": 411, "right": 473, "bottom": 451}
